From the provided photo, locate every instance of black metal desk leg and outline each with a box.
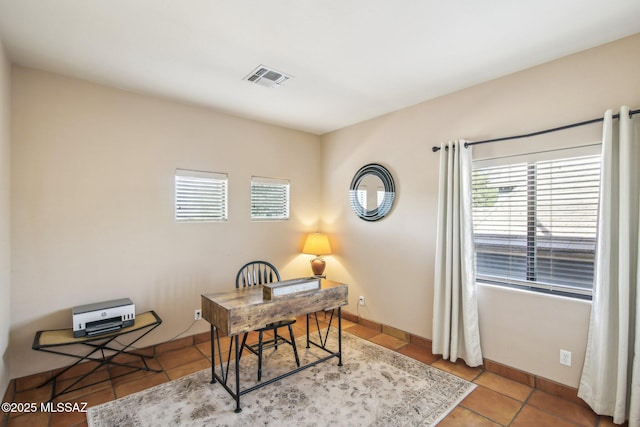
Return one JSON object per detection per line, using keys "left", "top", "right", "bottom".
{"left": 234, "top": 334, "right": 242, "bottom": 413}
{"left": 338, "top": 307, "right": 343, "bottom": 366}
{"left": 210, "top": 325, "right": 216, "bottom": 384}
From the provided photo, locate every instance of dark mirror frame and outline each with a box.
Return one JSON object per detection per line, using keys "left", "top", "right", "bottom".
{"left": 349, "top": 163, "right": 396, "bottom": 221}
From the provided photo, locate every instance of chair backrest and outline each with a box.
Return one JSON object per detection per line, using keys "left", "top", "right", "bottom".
{"left": 236, "top": 261, "right": 281, "bottom": 288}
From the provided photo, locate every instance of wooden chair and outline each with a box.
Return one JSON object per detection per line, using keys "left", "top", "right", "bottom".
{"left": 236, "top": 261, "right": 300, "bottom": 381}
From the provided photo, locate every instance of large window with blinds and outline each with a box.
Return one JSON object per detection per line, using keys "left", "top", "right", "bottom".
{"left": 471, "top": 146, "right": 601, "bottom": 299}
{"left": 175, "top": 169, "right": 228, "bottom": 222}
{"left": 251, "top": 176, "right": 290, "bottom": 220}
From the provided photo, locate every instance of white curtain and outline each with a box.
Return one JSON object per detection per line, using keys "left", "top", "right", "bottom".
{"left": 578, "top": 107, "right": 640, "bottom": 427}
{"left": 432, "top": 140, "right": 483, "bottom": 367}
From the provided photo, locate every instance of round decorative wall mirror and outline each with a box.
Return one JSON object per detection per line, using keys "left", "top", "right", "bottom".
{"left": 349, "top": 163, "right": 396, "bottom": 221}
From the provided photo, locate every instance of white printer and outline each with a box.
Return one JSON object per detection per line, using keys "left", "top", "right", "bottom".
{"left": 72, "top": 298, "right": 135, "bottom": 337}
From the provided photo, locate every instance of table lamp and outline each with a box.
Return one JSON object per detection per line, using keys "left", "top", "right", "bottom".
{"left": 302, "top": 232, "right": 332, "bottom": 276}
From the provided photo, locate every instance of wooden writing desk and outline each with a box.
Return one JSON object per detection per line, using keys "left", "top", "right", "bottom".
{"left": 201, "top": 279, "right": 348, "bottom": 413}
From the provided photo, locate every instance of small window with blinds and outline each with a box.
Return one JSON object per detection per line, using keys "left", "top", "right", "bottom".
{"left": 471, "top": 148, "right": 601, "bottom": 299}
{"left": 175, "top": 169, "right": 228, "bottom": 222}
{"left": 251, "top": 176, "right": 290, "bottom": 220}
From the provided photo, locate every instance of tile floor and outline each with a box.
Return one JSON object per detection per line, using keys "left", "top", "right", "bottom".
{"left": 2, "top": 316, "right": 624, "bottom": 427}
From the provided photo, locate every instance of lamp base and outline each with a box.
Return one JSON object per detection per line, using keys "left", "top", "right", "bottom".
{"left": 310, "top": 257, "right": 326, "bottom": 276}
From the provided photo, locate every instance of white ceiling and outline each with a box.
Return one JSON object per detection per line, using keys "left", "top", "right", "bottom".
{"left": 0, "top": 1, "right": 639, "bottom": 135}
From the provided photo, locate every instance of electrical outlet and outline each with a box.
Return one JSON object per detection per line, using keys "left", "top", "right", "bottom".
{"left": 194, "top": 309, "right": 202, "bottom": 321}
{"left": 560, "top": 349, "right": 572, "bottom": 366}
{"left": 358, "top": 296, "right": 365, "bottom": 306}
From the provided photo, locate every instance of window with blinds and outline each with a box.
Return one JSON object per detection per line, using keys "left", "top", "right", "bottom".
{"left": 251, "top": 176, "right": 290, "bottom": 220}
{"left": 471, "top": 148, "right": 601, "bottom": 299}
{"left": 175, "top": 169, "right": 228, "bottom": 222}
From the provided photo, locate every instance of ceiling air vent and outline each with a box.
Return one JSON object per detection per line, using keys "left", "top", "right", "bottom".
{"left": 244, "top": 65, "right": 292, "bottom": 89}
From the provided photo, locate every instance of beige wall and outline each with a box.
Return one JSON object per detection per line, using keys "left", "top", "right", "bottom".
{"left": 7, "top": 32, "right": 640, "bottom": 389}
{"left": 9, "top": 68, "right": 321, "bottom": 378}
{"left": 0, "top": 36, "right": 11, "bottom": 396}
{"left": 321, "top": 32, "right": 640, "bottom": 387}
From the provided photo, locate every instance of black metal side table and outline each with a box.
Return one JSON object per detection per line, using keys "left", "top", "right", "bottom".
{"left": 32, "top": 310, "right": 162, "bottom": 401}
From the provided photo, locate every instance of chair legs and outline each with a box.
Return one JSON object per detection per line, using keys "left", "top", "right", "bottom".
{"left": 240, "top": 326, "right": 300, "bottom": 382}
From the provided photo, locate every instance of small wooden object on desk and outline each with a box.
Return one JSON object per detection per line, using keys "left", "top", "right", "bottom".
{"left": 262, "top": 277, "right": 320, "bottom": 300}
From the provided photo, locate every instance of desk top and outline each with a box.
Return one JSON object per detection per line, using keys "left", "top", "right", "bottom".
{"left": 33, "top": 311, "right": 162, "bottom": 349}
{"left": 201, "top": 279, "right": 348, "bottom": 336}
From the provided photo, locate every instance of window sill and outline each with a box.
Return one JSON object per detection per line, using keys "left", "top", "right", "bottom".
{"left": 476, "top": 281, "right": 592, "bottom": 305}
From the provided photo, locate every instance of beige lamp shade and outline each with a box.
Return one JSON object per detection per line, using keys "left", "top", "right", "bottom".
{"left": 302, "top": 233, "right": 332, "bottom": 276}
{"left": 302, "top": 233, "right": 332, "bottom": 256}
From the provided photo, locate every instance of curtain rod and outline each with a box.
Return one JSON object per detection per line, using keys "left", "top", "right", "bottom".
{"left": 431, "top": 108, "right": 640, "bottom": 152}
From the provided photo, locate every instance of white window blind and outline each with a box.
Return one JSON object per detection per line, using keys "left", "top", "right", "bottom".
{"left": 175, "top": 169, "right": 228, "bottom": 222}
{"left": 471, "top": 148, "right": 601, "bottom": 298}
{"left": 251, "top": 176, "right": 290, "bottom": 220}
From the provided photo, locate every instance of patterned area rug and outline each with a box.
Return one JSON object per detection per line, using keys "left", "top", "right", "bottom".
{"left": 88, "top": 330, "right": 475, "bottom": 426}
